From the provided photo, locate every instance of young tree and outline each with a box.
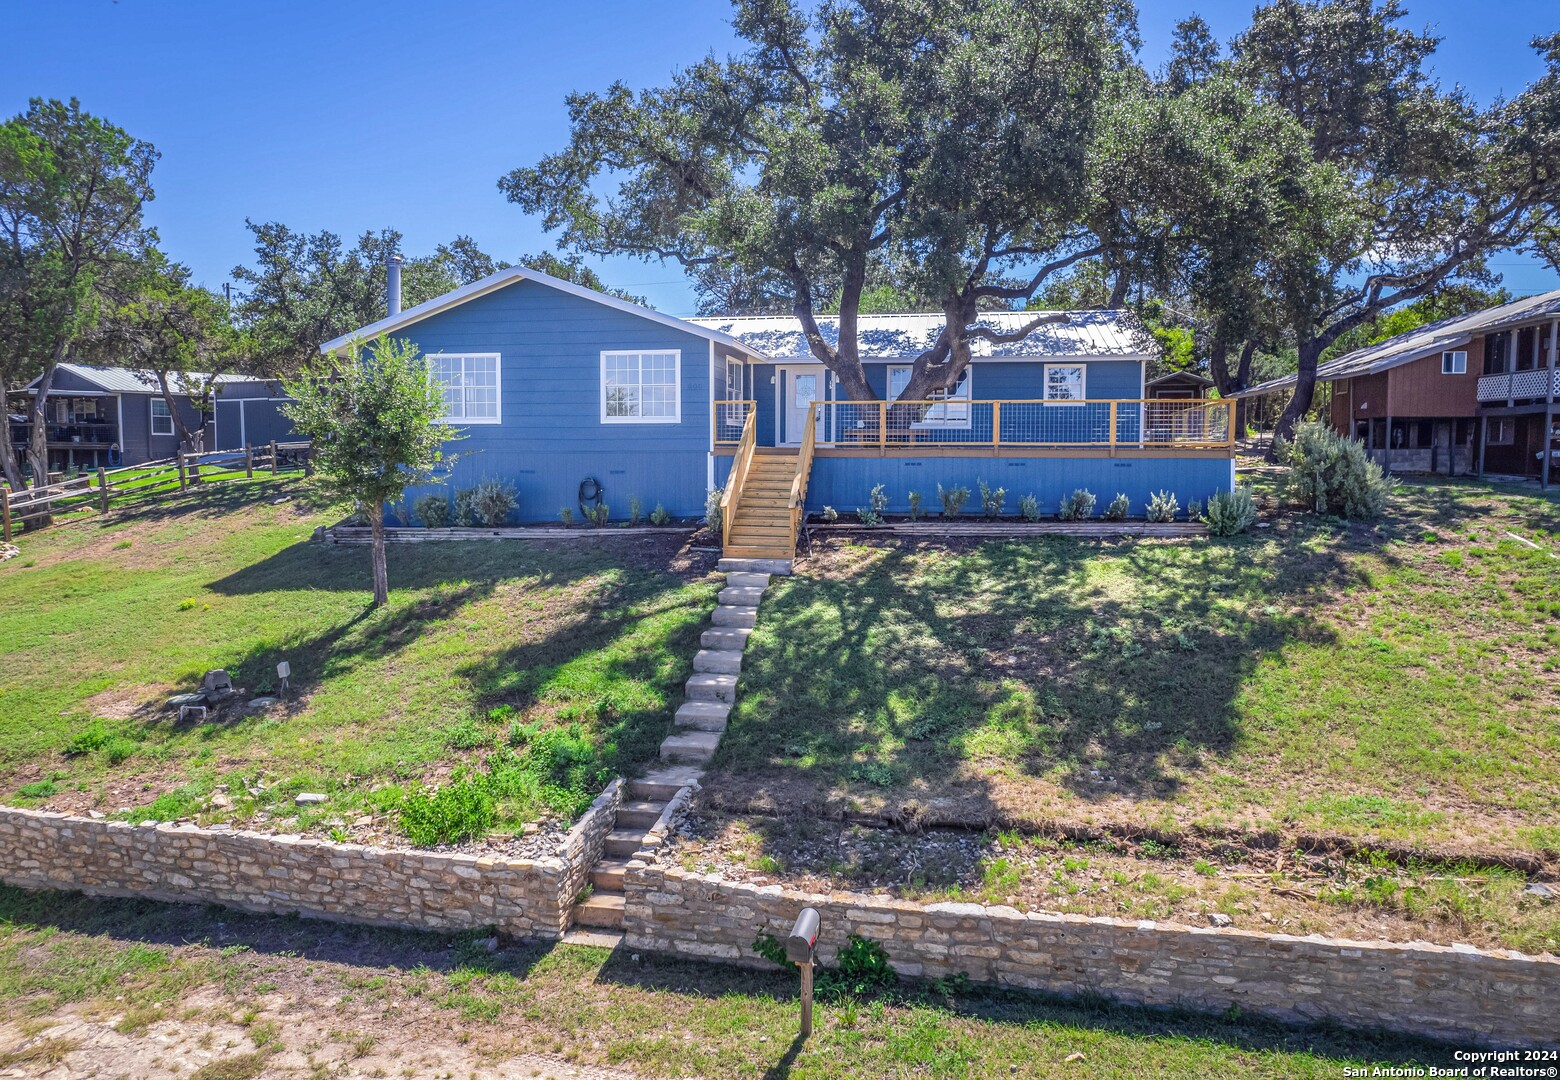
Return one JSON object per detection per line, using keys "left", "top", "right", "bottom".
{"left": 282, "top": 336, "right": 452, "bottom": 607}
{"left": 0, "top": 98, "right": 157, "bottom": 488}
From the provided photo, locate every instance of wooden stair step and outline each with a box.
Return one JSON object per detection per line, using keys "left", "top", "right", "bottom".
{"left": 574, "top": 891, "right": 625, "bottom": 929}
{"left": 724, "top": 547, "right": 794, "bottom": 560}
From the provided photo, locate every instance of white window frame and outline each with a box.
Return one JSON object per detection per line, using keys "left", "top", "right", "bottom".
{"left": 1441, "top": 351, "right": 1467, "bottom": 375}
{"left": 600, "top": 349, "right": 682, "bottom": 424}
{"left": 1043, "top": 363, "right": 1087, "bottom": 404}
{"left": 889, "top": 365, "right": 972, "bottom": 427}
{"left": 149, "top": 396, "right": 175, "bottom": 436}
{"left": 427, "top": 352, "right": 502, "bottom": 425}
{"left": 724, "top": 357, "right": 746, "bottom": 425}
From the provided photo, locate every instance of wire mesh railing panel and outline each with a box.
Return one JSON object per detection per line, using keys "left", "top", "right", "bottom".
{"left": 713, "top": 400, "right": 755, "bottom": 446}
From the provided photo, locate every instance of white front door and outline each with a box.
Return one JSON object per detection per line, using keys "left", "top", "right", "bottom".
{"left": 778, "top": 366, "right": 821, "bottom": 445}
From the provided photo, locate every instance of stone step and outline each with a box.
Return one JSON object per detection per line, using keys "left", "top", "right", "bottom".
{"left": 723, "top": 571, "right": 771, "bottom": 589}
{"left": 701, "top": 626, "right": 753, "bottom": 651}
{"left": 561, "top": 927, "right": 624, "bottom": 948}
{"left": 718, "top": 558, "right": 792, "bottom": 576}
{"left": 574, "top": 891, "right": 625, "bottom": 929}
{"left": 693, "top": 648, "right": 743, "bottom": 675}
{"left": 660, "top": 729, "right": 722, "bottom": 765}
{"left": 685, "top": 672, "right": 738, "bottom": 702}
{"left": 602, "top": 828, "right": 651, "bottom": 857}
{"left": 615, "top": 800, "right": 666, "bottom": 830}
{"left": 675, "top": 700, "right": 731, "bottom": 730}
{"left": 711, "top": 606, "right": 758, "bottom": 628}
{"left": 630, "top": 765, "right": 704, "bottom": 801}
{"left": 590, "top": 858, "right": 632, "bottom": 892}
{"left": 717, "top": 586, "right": 767, "bottom": 606}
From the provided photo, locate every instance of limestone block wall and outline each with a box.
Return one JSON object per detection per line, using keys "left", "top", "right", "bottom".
{"left": 622, "top": 862, "right": 1560, "bottom": 1049}
{"left": 558, "top": 779, "right": 623, "bottom": 908}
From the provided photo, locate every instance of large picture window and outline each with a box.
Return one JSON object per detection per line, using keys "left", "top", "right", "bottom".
{"left": 150, "top": 397, "right": 175, "bottom": 436}
{"left": 1044, "top": 363, "right": 1086, "bottom": 403}
{"left": 428, "top": 353, "right": 500, "bottom": 424}
{"left": 601, "top": 350, "right": 681, "bottom": 423}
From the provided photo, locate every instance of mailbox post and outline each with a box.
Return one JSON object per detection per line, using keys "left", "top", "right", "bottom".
{"left": 786, "top": 907, "right": 821, "bottom": 1037}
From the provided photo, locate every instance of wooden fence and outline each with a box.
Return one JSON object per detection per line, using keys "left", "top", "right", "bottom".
{"left": 1, "top": 441, "right": 312, "bottom": 542}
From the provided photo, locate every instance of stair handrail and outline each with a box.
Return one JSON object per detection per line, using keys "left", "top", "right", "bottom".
{"left": 719, "top": 407, "right": 758, "bottom": 549}
{"left": 789, "top": 401, "right": 819, "bottom": 544}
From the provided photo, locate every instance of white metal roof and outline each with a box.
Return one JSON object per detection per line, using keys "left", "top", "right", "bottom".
{"left": 1241, "top": 287, "right": 1560, "bottom": 396}
{"left": 318, "top": 265, "right": 769, "bottom": 361}
{"left": 688, "top": 309, "right": 1153, "bottom": 361}
{"left": 26, "top": 363, "right": 254, "bottom": 395}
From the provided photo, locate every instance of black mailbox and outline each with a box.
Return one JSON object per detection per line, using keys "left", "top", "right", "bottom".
{"left": 786, "top": 907, "right": 820, "bottom": 964}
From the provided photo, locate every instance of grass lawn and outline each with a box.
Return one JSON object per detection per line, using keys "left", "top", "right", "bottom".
{"left": 710, "top": 476, "right": 1559, "bottom": 862}
{"left": 0, "top": 477, "right": 719, "bottom": 842}
{"left": 0, "top": 886, "right": 1472, "bottom": 1079}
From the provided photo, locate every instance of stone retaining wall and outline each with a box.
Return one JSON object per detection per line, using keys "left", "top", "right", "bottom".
{"left": 0, "top": 806, "right": 607, "bottom": 939}
{"left": 622, "top": 862, "right": 1559, "bottom": 1049}
{"left": 559, "top": 779, "right": 623, "bottom": 909}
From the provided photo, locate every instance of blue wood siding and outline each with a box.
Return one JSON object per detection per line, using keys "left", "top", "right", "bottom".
{"left": 390, "top": 279, "right": 715, "bottom": 522}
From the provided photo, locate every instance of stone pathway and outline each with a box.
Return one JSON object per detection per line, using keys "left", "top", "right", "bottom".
{"left": 571, "top": 558, "right": 785, "bottom": 936}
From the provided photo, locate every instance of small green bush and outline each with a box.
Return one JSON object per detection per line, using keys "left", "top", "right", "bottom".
{"left": 1145, "top": 489, "right": 1180, "bottom": 522}
{"left": 1058, "top": 489, "right": 1096, "bottom": 521}
{"left": 857, "top": 483, "right": 888, "bottom": 527}
{"left": 17, "top": 778, "right": 58, "bottom": 798}
{"left": 102, "top": 736, "right": 140, "bottom": 766}
{"left": 705, "top": 488, "right": 724, "bottom": 532}
{"left": 937, "top": 483, "right": 970, "bottom": 517}
{"left": 445, "top": 719, "right": 490, "bottom": 750}
{"left": 907, "top": 490, "right": 924, "bottom": 521}
{"left": 400, "top": 775, "right": 496, "bottom": 846}
{"left": 585, "top": 502, "right": 611, "bottom": 527}
{"left": 1204, "top": 486, "right": 1258, "bottom": 536}
{"left": 978, "top": 480, "right": 1006, "bottom": 519}
{"left": 1187, "top": 498, "right": 1203, "bottom": 521}
{"left": 559, "top": 507, "right": 574, "bottom": 526}
{"left": 817, "top": 935, "right": 897, "bottom": 997}
{"left": 414, "top": 493, "right": 450, "bottom": 529}
{"left": 821, "top": 505, "right": 839, "bottom": 523}
{"left": 469, "top": 478, "right": 517, "bottom": 527}
{"left": 1018, "top": 493, "right": 1042, "bottom": 522}
{"left": 1274, "top": 420, "right": 1391, "bottom": 519}
{"left": 453, "top": 487, "right": 479, "bottom": 526}
{"left": 66, "top": 721, "right": 114, "bottom": 755}
{"left": 1104, "top": 493, "right": 1130, "bottom": 521}
{"left": 752, "top": 932, "right": 791, "bottom": 968}
{"left": 649, "top": 502, "right": 671, "bottom": 526}
{"left": 628, "top": 495, "right": 644, "bottom": 525}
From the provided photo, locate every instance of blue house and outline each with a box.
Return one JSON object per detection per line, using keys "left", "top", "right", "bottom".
{"left": 323, "top": 268, "right": 1234, "bottom": 561}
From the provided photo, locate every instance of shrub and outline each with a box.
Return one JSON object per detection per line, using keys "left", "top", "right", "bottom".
{"left": 399, "top": 775, "right": 495, "bottom": 846}
{"left": 1058, "top": 488, "right": 1096, "bottom": 521}
{"left": 907, "top": 490, "right": 924, "bottom": 521}
{"left": 817, "top": 935, "right": 897, "bottom": 998}
{"left": 977, "top": 480, "right": 1006, "bottom": 519}
{"left": 102, "top": 736, "right": 140, "bottom": 766}
{"left": 1145, "top": 489, "right": 1180, "bottom": 522}
{"left": 453, "top": 487, "right": 479, "bottom": 526}
{"left": 1275, "top": 420, "right": 1391, "bottom": 519}
{"left": 649, "top": 502, "right": 671, "bottom": 526}
{"left": 1018, "top": 493, "right": 1042, "bottom": 522}
{"left": 821, "top": 505, "right": 839, "bottom": 523}
{"left": 1104, "top": 493, "right": 1130, "bottom": 521}
{"left": 628, "top": 494, "right": 644, "bottom": 525}
{"left": 469, "top": 478, "right": 517, "bottom": 527}
{"left": 585, "top": 502, "right": 611, "bottom": 527}
{"left": 1204, "top": 486, "right": 1258, "bottom": 536}
{"left": 857, "top": 483, "right": 888, "bottom": 527}
{"left": 705, "top": 487, "right": 724, "bottom": 533}
{"left": 559, "top": 506, "right": 574, "bottom": 526}
{"left": 1187, "top": 498, "right": 1203, "bottom": 522}
{"left": 937, "top": 483, "right": 970, "bottom": 517}
{"left": 66, "top": 721, "right": 113, "bottom": 755}
{"left": 414, "top": 493, "right": 450, "bottom": 529}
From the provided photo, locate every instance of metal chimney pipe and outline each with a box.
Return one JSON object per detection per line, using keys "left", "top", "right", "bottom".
{"left": 386, "top": 253, "right": 403, "bottom": 316}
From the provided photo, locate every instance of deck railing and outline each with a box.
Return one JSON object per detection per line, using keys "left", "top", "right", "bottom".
{"left": 1476, "top": 369, "right": 1558, "bottom": 403}
{"left": 789, "top": 398, "right": 817, "bottom": 543}
{"left": 715, "top": 398, "right": 1232, "bottom": 451}
{"left": 717, "top": 408, "right": 757, "bottom": 548}
{"left": 713, "top": 400, "right": 756, "bottom": 447}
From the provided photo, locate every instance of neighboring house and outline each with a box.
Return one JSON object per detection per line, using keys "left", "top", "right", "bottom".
{"left": 1242, "top": 289, "right": 1560, "bottom": 484}
{"left": 323, "top": 266, "right": 1235, "bottom": 559}
{"left": 8, "top": 363, "right": 295, "bottom": 475}
{"left": 1146, "top": 370, "right": 1213, "bottom": 400}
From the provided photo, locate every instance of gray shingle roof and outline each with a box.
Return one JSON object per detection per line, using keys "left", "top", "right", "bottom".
{"left": 688, "top": 309, "right": 1153, "bottom": 361}
{"left": 27, "top": 363, "right": 254, "bottom": 394}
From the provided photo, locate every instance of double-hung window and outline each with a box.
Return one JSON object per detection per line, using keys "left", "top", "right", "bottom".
{"left": 1043, "top": 363, "right": 1087, "bottom": 403}
{"left": 889, "top": 365, "right": 971, "bottom": 426}
{"left": 601, "top": 350, "right": 681, "bottom": 423}
{"left": 1441, "top": 351, "right": 1467, "bottom": 375}
{"left": 150, "top": 397, "right": 175, "bottom": 436}
{"left": 429, "top": 353, "right": 501, "bottom": 424}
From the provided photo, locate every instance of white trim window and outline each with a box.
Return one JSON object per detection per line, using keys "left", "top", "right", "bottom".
{"left": 428, "top": 353, "right": 501, "bottom": 424}
{"left": 889, "top": 365, "right": 972, "bottom": 426}
{"left": 1441, "top": 350, "right": 1467, "bottom": 375}
{"left": 724, "top": 357, "right": 746, "bottom": 424}
{"left": 150, "top": 396, "right": 175, "bottom": 436}
{"left": 1043, "top": 363, "right": 1087, "bottom": 403}
{"left": 602, "top": 349, "right": 681, "bottom": 423}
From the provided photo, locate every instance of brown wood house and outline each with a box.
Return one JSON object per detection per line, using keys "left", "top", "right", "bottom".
{"left": 1243, "top": 289, "right": 1560, "bottom": 486}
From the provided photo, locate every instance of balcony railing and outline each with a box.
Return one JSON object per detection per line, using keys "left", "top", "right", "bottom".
{"left": 1477, "top": 368, "right": 1559, "bottom": 403}
{"left": 713, "top": 398, "right": 1233, "bottom": 450}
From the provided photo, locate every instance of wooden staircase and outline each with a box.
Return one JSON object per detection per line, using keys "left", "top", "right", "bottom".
{"left": 724, "top": 449, "right": 804, "bottom": 560}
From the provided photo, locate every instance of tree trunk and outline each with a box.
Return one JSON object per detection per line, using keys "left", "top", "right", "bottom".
{"left": 155, "top": 370, "right": 204, "bottom": 454}
{"left": 26, "top": 356, "right": 61, "bottom": 484}
{"left": 1269, "top": 336, "right": 1322, "bottom": 459}
{"left": 368, "top": 498, "right": 389, "bottom": 607}
{"left": 0, "top": 410, "right": 25, "bottom": 491}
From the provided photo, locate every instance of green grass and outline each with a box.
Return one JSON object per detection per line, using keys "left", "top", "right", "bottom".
{"left": 716, "top": 476, "right": 1559, "bottom": 856}
{"left": 0, "top": 886, "right": 1471, "bottom": 1078}
{"left": 0, "top": 477, "right": 718, "bottom": 840}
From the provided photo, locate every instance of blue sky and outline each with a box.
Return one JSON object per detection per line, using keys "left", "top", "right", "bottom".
{"left": 4, "top": 0, "right": 1556, "bottom": 316}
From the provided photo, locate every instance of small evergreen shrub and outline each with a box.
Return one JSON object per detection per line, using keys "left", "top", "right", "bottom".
{"left": 1018, "top": 493, "right": 1042, "bottom": 522}
{"left": 857, "top": 483, "right": 888, "bottom": 527}
{"left": 907, "top": 490, "right": 924, "bottom": 521}
{"left": 453, "top": 487, "right": 479, "bottom": 526}
{"left": 817, "top": 935, "right": 897, "bottom": 998}
{"left": 559, "top": 507, "right": 574, "bottom": 526}
{"left": 978, "top": 480, "right": 1006, "bottom": 519}
{"left": 628, "top": 494, "right": 644, "bottom": 525}
{"left": 821, "top": 505, "right": 839, "bottom": 523}
{"left": 1145, "top": 489, "right": 1180, "bottom": 522}
{"left": 1274, "top": 420, "right": 1390, "bottom": 519}
{"left": 705, "top": 488, "right": 724, "bottom": 533}
{"left": 585, "top": 502, "right": 611, "bottom": 527}
{"left": 937, "top": 483, "right": 970, "bottom": 517}
{"left": 649, "top": 502, "right": 671, "bottom": 526}
{"left": 1058, "top": 488, "right": 1096, "bottom": 521}
{"left": 1104, "top": 493, "right": 1130, "bottom": 521}
{"left": 1204, "top": 486, "right": 1258, "bottom": 536}
{"left": 470, "top": 478, "right": 517, "bottom": 527}
{"left": 1187, "top": 498, "right": 1203, "bottom": 522}
{"left": 415, "top": 493, "right": 451, "bottom": 529}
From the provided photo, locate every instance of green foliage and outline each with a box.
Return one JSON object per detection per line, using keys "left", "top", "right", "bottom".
{"left": 16, "top": 778, "right": 58, "bottom": 798}
{"left": 907, "top": 490, "right": 924, "bottom": 521}
{"left": 1145, "top": 490, "right": 1180, "bottom": 523}
{"left": 705, "top": 488, "right": 723, "bottom": 532}
{"left": 559, "top": 506, "right": 573, "bottom": 526}
{"left": 751, "top": 932, "right": 791, "bottom": 968}
{"left": 820, "top": 506, "right": 838, "bottom": 523}
{"left": 101, "top": 737, "right": 140, "bottom": 766}
{"left": 649, "top": 502, "right": 671, "bottom": 526}
{"left": 399, "top": 774, "right": 496, "bottom": 847}
{"left": 469, "top": 479, "right": 517, "bottom": 527}
{"left": 1187, "top": 499, "right": 1203, "bottom": 521}
{"left": 857, "top": 483, "right": 888, "bottom": 527}
{"left": 584, "top": 502, "right": 611, "bottom": 527}
{"left": 1204, "top": 487, "right": 1257, "bottom": 536}
{"left": 1275, "top": 422, "right": 1390, "bottom": 519}
{"left": 1058, "top": 489, "right": 1095, "bottom": 521}
{"left": 817, "top": 935, "right": 896, "bottom": 998}
{"left": 415, "top": 493, "right": 451, "bottom": 529}
{"left": 1018, "top": 493, "right": 1042, "bottom": 522}
{"left": 454, "top": 488, "right": 479, "bottom": 526}
{"left": 65, "top": 721, "right": 114, "bottom": 756}
{"left": 977, "top": 481, "right": 1005, "bottom": 519}
{"left": 937, "top": 484, "right": 970, "bottom": 518}
{"left": 445, "top": 719, "right": 490, "bottom": 751}
{"left": 1104, "top": 493, "right": 1131, "bottom": 521}
{"left": 628, "top": 495, "right": 644, "bottom": 525}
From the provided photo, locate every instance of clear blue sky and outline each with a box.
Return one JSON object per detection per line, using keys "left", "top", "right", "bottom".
{"left": 4, "top": 0, "right": 1556, "bottom": 316}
